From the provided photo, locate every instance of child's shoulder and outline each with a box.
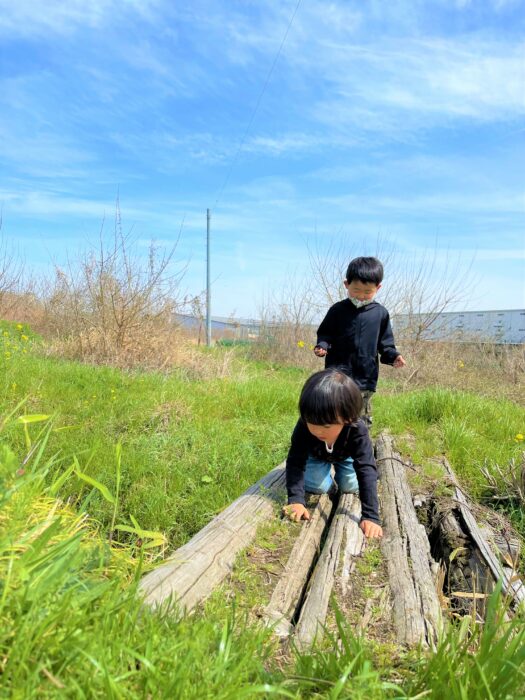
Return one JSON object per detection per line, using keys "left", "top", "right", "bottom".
{"left": 329, "top": 298, "right": 351, "bottom": 311}
{"left": 343, "top": 421, "right": 374, "bottom": 455}
{"left": 365, "top": 301, "right": 390, "bottom": 317}
{"left": 348, "top": 418, "right": 371, "bottom": 436}
{"left": 367, "top": 300, "right": 386, "bottom": 310}
{"left": 343, "top": 419, "right": 372, "bottom": 446}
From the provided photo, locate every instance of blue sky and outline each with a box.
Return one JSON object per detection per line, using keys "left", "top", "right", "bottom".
{"left": 1, "top": 0, "right": 524, "bottom": 318}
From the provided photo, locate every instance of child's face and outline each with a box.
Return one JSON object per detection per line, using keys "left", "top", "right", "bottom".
{"left": 344, "top": 279, "right": 380, "bottom": 302}
{"left": 306, "top": 421, "right": 345, "bottom": 444}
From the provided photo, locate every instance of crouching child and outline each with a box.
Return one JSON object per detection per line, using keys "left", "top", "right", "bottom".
{"left": 282, "top": 368, "right": 383, "bottom": 539}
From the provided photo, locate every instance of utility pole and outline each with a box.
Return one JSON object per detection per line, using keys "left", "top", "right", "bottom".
{"left": 206, "top": 208, "right": 212, "bottom": 347}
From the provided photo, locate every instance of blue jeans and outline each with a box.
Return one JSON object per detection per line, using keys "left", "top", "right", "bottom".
{"left": 304, "top": 454, "right": 359, "bottom": 494}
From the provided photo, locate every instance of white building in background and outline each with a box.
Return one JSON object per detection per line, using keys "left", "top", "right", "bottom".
{"left": 176, "top": 309, "right": 525, "bottom": 345}
{"left": 392, "top": 309, "right": 525, "bottom": 345}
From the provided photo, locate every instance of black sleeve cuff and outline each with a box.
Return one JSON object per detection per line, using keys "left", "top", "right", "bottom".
{"left": 379, "top": 350, "right": 399, "bottom": 365}
{"left": 288, "top": 496, "right": 306, "bottom": 507}
{"left": 360, "top": 514, "right": 382, "bottom": 525}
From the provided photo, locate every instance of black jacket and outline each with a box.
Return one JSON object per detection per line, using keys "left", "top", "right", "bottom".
{"left": 316, "top": 299, "right": 399, "bottom": 392}
{"left": 285, "top": 418, "right": 380, "bottom": 524}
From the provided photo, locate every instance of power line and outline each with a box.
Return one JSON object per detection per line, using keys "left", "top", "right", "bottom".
{"left": 213, "top": 0, "right": 303, "bottom": 210}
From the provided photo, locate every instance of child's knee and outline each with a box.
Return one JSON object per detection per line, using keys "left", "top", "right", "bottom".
{"left": 304, "top": 471, "right": 333, "bottom": 494}
{"left": 335, "top": 473, "right": 359, "bottom": 494}
{"left": 304, "top": 484, "right": 330, "bottom": 495}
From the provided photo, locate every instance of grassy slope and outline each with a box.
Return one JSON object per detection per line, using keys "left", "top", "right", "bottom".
{"left": 1, "top": 325, "right": 524, "bottom": 698}
{"left": 1, "top": 334, "right": 307, "bottom": 549}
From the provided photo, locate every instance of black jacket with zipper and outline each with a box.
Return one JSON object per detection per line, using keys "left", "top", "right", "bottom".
{"left": 316, "top": 299, "right": 399, "bottom": 392}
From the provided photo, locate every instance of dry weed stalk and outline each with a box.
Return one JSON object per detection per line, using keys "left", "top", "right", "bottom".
{"left": 386, "top": 340, "right": 524, "bottom": 403}
{"left": 251, "top": 272, "right": 319, "bottom": 368}
{"left": 481, "top": 453, "right": 525, "bottom": 507}
{"left": 41, "top": 205, "right": 190, "bottom": 368}
{"left": 254, "top": 238, "right": 476, "bottom": 375}
{"left": 0, "top": 228, "right": 27, "bottom": 320}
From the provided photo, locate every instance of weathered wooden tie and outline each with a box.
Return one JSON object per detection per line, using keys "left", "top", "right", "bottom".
{"left": 294, "top": 493, "right": 365, "bottom": 648}
{"left": 139, "top": 463, "right": 286, "bottom": 613}
{"left": 442, "top": 458, "right": 525, "bottom": 608}
{"left": 263, "top": 494, "right": 333, "bottom": 637}
{"left": 376, "top": 432, "right": 442, "bottom": 647}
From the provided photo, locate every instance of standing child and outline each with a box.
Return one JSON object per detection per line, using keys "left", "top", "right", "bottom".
{"left": 283, "top": 368, "right": 383, "bottom": 539}
{"left": 314, "top": 256, "right": 405, "bottom": 426}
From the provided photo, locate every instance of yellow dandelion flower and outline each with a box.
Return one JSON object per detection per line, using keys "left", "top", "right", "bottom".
{"left": 21, "top": 334, "right": 29, "bottom": 341}
{"left": 457, "top": 360, "right": 465, "bottom": 369}
{"left": 2, "top": 331, "right": 9, "bottom": 337}
{"left": 515, "top": 433, "right": 524, "bottom": 443}
{"left": 16, "top": 324, "right": 23, "bottom": 330}
{"left": 297, "top": 340, "right": 305, "bottom": 348}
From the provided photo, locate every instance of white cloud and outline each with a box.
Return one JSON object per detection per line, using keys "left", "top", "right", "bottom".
{"left": 321, "top": 190, "right": 525, "bottom": 216}
{"left": 307, "top": 39, "right": 525, "bottom": 135}
{"left": 0, "top": 0, "right": 160, "bottom": 37}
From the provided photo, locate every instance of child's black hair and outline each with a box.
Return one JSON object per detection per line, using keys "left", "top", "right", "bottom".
{"left": 299, "top": 368, "right": 363, "bottom": 425}
{"left": 345, "top": 256, "right": 383, "bottom": 285}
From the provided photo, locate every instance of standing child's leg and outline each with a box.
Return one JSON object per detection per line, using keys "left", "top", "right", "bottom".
{"left": 360, "top": 390, "right": 374, "bottom": 427}
{"left": 334, "top": 455, "right": 359, "bottom": 494}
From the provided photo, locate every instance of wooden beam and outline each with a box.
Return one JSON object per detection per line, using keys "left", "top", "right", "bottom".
{"left": 376, "top": 433, "right": 441, "bottom": 646}
{"left": 263, "top": 494, "right": 333, "bottom": 637}
{"left": 339, "top": 494, "right": 366, "bottom": 597}
{"left": 442, "top": 459, "right": 525, "bottom": 607}
{"left": 139, "top": 463, "right": 286, "bottom": 613}
{"left": 294, "top": 493, "right": 364, "bottom": 648}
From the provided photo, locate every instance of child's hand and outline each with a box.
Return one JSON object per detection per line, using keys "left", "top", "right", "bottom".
{"left": 393, "top": 355, "right": 406, "bottom": 368}
{"left": 314, "top": 345, "right": 327, "bottom": 357}
{"left": 360, "top": 520, "right": 383, "bottom": 538}
{"left": 282, "top": 503, "right": 311, "bottom": 522}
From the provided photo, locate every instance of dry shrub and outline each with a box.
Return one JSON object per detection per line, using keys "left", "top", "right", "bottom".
{"left": 388, "top": 339, "right": 525, "bottom": 404}
{"left": 481, "top": 451, "right": 525, "bottom": 507}
{"left": 306, "top": 234, "right": 470, "bottom": 325}
{"left": 176, "top": 347, "right": 245, "bottom": 380}
{"left": 43, "top": 314, "right": 184, "bottom": 370}
{"left": 249, "top": 238, "right": 478, "bottom": 373}
{"left": 249, "top": 273, "right": 320, "bottom": 369}
{"left": 39, "top": 215, "right": 190, "bottom": 369}
{"left": 0, "top": 291, "right": 45, "bottom": 331}
{"left": 0, "top": 231, "right": 31, "bottom": 322}
{"left": 249, "top": 325, "right": 320, "bottom": 369}
{"left": 250, "top": 321, "right": 524, "bottom": 404}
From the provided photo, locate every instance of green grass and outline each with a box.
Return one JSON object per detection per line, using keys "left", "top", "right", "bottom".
{"left": 373, "top": 387, "right": 525, "bottom": 495}
{"left": 0, "top": 345, "right": 308, "bottom": 550}
{"left": 288, "top": 598, "right": 525, "bottom": 700}
{"left": 1, "top": 335, "right": 525, "bottom": 698}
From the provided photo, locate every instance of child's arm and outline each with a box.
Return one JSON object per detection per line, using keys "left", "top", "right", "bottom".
{"left": 350, "top": 423, "right": 383, "bottom": 539}
{"left": 378, "top": 311, "right": 405, "bottom": 368}
{"left": 314, "top": 307, "right": 336, "bottom": 357}
{"left": 283, "top": 420, "right": 311, "bottom": 521}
